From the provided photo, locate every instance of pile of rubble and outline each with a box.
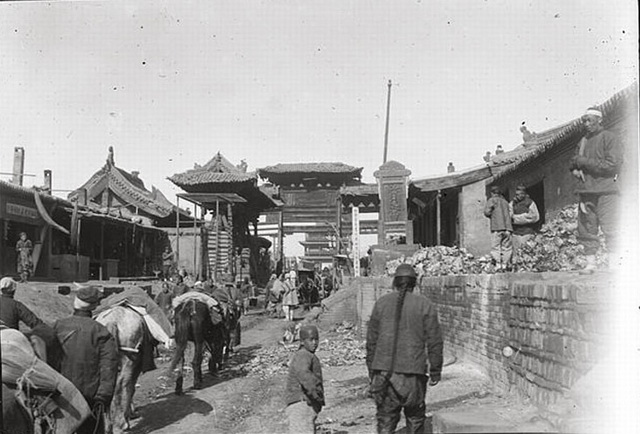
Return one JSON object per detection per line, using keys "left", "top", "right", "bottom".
{"left": 322, "top": 321, "right": 366, "bottom": 367}
{"left": 245, "top": 321, "right": 366, "bottom": 378}
{"left": 386, "top": 204, "right": 606, "bottom": 275}
{"left": 387, "top": 245, "right": 491, "bottom": 276}
{"left": 245, "top": 344, "right": 294, "bottom": 379}
{"left": 515, "top": 204, "right": 607, "bottom": 272}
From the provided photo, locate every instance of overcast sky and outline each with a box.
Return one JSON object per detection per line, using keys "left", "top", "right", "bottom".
{"left": 0, "top": 0, "right": 637, "bottom": 205}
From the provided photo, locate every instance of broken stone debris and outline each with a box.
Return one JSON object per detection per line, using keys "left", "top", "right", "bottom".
{"left": 386, "top": 204, "right": 607, "bottom": 275}
{"left": 245, "top": 321, "right": 366, "bottom": 379}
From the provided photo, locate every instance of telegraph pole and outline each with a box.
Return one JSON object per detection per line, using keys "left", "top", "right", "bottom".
{"left": 382, "top": 79, "right": 392, "bottom": 164}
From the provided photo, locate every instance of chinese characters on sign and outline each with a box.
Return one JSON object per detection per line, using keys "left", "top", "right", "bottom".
{"left": 6, "top": 203, "right": 39, "bottom": 220}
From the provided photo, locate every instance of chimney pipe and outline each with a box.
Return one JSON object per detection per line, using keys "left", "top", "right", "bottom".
{"left": 78, "top": 188, "right": 88, "bottom": 206}
{"left": 44, "top": 170, "right": 52, "bottom": 194}
{"left": 12, "top": 147, "right": 25, "bottom": 186}
{"left": 447, "top": 162, "right": 455, "bottom": 173}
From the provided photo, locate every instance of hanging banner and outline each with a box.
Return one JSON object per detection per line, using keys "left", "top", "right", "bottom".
{"left": 352, "top": 207, "right": 360, "bottom": 277}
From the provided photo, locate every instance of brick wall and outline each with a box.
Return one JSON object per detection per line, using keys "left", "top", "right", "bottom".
{"left": 421, "top": 273, "right": 513, "bottom": 389}
{"left": 355, "top": 272, "right": 614, "bottom": 408}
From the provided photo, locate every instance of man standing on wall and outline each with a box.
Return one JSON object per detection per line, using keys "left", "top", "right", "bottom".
{"left": 509, "top": 185, "right": 540, "bottom": 268}
{"left": 366, "top": 264, "right": 443, "bottom": 434}
{"left": 569, "top": 107, "right": 623, "bottom": 272}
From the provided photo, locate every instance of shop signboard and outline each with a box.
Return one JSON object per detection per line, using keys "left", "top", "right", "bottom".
{"left": 0, "top": 196, "right": 43, "bottom": 225}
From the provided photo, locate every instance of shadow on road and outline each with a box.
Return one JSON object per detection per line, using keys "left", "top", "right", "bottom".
{"left": 194, "top": 344, "right": 263, "bottom": 389}
{"left": 130, "top": 392, "right": 213, "bottom": 434}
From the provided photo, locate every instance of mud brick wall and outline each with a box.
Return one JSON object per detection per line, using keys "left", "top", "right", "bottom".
{"left": 420, "top": 274, "right": 512, "bottom": 388}
{"left": 506, "top": 277, "right": 613, "bottom": 406}
{"left": 355, "top": 272, "right": 614, "bottom": 408}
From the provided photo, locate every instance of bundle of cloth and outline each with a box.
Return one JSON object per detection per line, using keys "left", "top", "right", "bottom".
{"left": 172, "top": 291, "right": 224, "bottom": 325}
{"left": 1, "top": 327, "right": 91, "bottom": 433}
{"left": 94, "top": 285, "right": 174, "bottom": 348}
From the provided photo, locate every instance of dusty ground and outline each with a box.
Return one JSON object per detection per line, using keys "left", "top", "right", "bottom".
{"left": 12, "top": 281, "right": 556, "bottom": 433}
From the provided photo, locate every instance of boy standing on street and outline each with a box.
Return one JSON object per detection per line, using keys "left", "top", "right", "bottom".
{"left": 484, "top": 185, "right": 513, "bottom": 271}
{"left": 285, "top": 324, "right": 325, "bottom": 433}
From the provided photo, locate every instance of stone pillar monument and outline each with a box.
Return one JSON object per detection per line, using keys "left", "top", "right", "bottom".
{"left": 374, "top": 160, "right": 413, "bottom": 246}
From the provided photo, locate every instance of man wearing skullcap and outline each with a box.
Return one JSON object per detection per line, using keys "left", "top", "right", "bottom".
{"left": 366, "top": 264, "right": 443, "bottom": 434}
{"left": 54, "top": 286, "right": 118, "bottom": 434}
{"left": 0, "top": 276, "right": 42, "bottom": 330}
{"left": 569, "top": 107, "right": 624, "bottom": 272}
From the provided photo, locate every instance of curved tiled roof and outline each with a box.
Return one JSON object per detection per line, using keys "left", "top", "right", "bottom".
{"left": 339, "top": 184, "right": 378, "bottom": 196}
{"left": 490, "top": 82, "right": 637, "bottom": 178}
{"left": 169, "top": 170, "right": 255, "bottom": 186}
{"left": 69, "top": 160, "right": 175, "bottom": 219}
{"left": 0, "top": 180, "right": 72, "bottom": 206}
{"left": 258, "top": 162, "right": 363, "bottom": 176}
{"left": 169, "top": 152, "right": 256, "bottom": 187}
{"left": 107, "top": 168, "right": 173, "bottom": 218}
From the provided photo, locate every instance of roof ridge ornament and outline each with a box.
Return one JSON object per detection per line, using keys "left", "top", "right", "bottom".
{"left": 106, "top": 146, "right": 115, "bottom": 167}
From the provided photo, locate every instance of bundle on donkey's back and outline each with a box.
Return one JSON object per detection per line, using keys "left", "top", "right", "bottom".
{"left": 169, "top": 291, "right": 231, "bottom": 395}
{"left": 93, "top": 285, "right": 174, "bottom": 434}
{"left": 2, "top": 324, "right": 91, "bottom": 434}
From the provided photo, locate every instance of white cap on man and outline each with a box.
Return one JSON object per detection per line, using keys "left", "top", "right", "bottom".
{"left": 584, "top": 107, "right": 602, "bottom": 117}
{"left": 0, "top": 277, "right": 16, "bottom": 293}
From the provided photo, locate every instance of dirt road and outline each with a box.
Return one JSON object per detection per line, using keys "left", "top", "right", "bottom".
{"left": 128, "top": 310, "right": 385, "bottom": 434}
{"left": 128, "top": 312, "right": 289, "bottom": 433}
{"left": 15, "top": 282, "right": 552, "bottom": 433}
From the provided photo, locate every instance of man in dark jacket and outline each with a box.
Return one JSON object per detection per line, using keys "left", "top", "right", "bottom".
{"left": 0, "top": 276, "right": 42, "bottom": 330}
{"left": 509, "top": 185, "right": 540, "bottom": 266}
{"left": 484, "top": 185, "right": 513, "bottom": 271}
{"left": 54, "top": 286, "right": 118, "bottom": 434}
{"left": 366, "top": 264, "right": 443, "bottom": 434}
{"left": 569, "top": 107, "right": 623, "bottom": 271}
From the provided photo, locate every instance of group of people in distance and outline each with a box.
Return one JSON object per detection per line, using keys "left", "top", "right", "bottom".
{"left": 264, "top": 269, "right": 333, "bottom": 320}
{"left": 485, "top": 106, "right": 622, "bottom": 273}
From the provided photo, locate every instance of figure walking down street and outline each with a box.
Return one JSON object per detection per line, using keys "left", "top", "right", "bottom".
{"left": 569, "top": 107, "right": 624, "bottom": 272}
{"left": 15, "top": 232, "right": 33, "bottom": 282}
{"left": 282, "top": 271, "right": 299, "bottom": 321}
{"left": 54, "top": 286, "right": 118, "bottom": 434}
{"left": 366, "top": 264, "right": 443, "bottom": 434}
{"left": 161, "top": 246, "right": 175, "bottom": 278}
{"left": 0, "top": 276, "right": 43, "bottom": 330}
{"left": 484, "top": 185, "right": 513, "bottom": 271}
{"left": 509, "top": 184, "right": 540, "bottom": 267}
{"left": 285, "top": 324, "right": 325, "bottom": 434}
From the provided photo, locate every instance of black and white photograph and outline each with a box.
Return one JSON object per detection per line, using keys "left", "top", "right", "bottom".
{"left": 0, "top": 1, "right": 638, "bottom": 433}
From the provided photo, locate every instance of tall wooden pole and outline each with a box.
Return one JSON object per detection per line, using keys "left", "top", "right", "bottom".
{"left": 436, "top": 190, "right": 442, "bottom": 245}
{"left": 175, "top": 197, "right": 180, "bottom": 268}
{"left": 193, "top": 203, "right": 198, "bottom": 279}
{"left": 382, "top": 80, "right": 392, "bottom": 164}
{"left": 215, "top": 200, "right": 220, "bottom": 281}
{"left": 278, "top": 209, "right": 284, "bottom": 271}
